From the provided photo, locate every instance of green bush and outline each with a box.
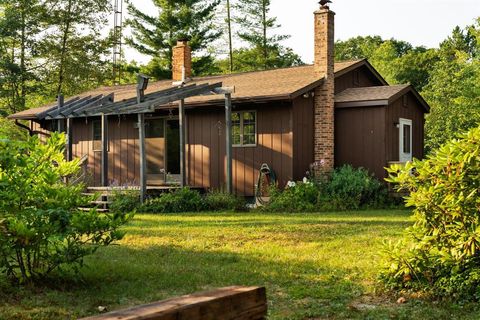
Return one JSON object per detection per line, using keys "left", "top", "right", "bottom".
{"left": 110, "top": 189, "right": 140, "bottom": 213}
{"left": 380, "top": 126, "right": 480, "bottom": 300}
{"left": 0, "top": 134, "right": 132, "bottom": 283}
{"left": 261, "top": 166, "right": 387, "bottom": 212}
{"left": 140, "top": 188, "right": 205, "bottom": 213}
{"left": 204, "top": 190, "right": 246, "bottom": 212}
{"left": 321, "top": 165, "right": 387, "bottom": 210}
{"left": 263, "top": 181, "right": 319, "bottom": 212}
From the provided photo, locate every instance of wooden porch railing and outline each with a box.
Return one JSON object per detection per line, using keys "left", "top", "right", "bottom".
{"left": 80, "top": 286, "right": 267, "bottom": 320}
{"left": 69, "top": 154, "right": 89, "bottom": 186}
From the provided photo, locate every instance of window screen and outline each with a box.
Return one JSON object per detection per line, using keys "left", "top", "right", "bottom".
{"left": 92, "top": 120, "right": 102, "bottom": 151}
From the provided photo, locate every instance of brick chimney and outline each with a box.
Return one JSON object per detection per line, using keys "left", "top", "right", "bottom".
{"left": 313, "top": 3, "right": 335, "bottom": 172}
{"left": 172, "top": 39, "right": 192, "bottom": 81}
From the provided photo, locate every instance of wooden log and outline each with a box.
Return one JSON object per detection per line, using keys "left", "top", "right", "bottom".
{"left": 80, "top": 286, "right": 267, "bottom": 320}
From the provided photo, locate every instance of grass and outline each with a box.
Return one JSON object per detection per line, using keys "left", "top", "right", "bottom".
{"left": 1, "top": 209, "right": 480, "bottom": 319}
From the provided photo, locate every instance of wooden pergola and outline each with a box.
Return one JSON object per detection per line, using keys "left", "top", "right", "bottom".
{"left": 37, "top": 78, "right": 235, "bottom": 201}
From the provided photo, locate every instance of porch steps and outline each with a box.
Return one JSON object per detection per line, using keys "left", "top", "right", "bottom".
{"left": 78, "top": 187, "right": 116, "bottom": 213}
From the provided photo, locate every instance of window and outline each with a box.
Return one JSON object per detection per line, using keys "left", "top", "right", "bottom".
{"left": 92, "top": 120, "right": 102, "bottom": 151}
{"left": 232, "top": 111, "right": 257, "bottom": 147}
{"left": 403, "top": 124, "right": 411, "bottom": 153}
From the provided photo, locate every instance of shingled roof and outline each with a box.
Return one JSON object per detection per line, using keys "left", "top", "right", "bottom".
{"left": 335, "top": 84, "right": 430, "bottom": 112}
{"left": 9, "top": 60, "right": 367, "bottom": 120}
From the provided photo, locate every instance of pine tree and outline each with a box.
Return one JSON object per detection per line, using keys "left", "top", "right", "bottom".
{"left": 0, "top": 0, "right": 45, "bottom": 113}
{"left": 125, "top": 0, "right": 221, "bottom": 79}
{"left": 234, "top": 0, "right": 297, "bottom": 70}
{"left": 42, "top": 0, "right": 112, "bottom": 96}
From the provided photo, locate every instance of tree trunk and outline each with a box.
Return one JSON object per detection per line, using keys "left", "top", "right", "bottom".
{"left": 56, "top": 0, "right": 73, "bottom": 96}
{"left": 262, "top": 0, "right": 267, "bottom": 70}
{"left": 226, "top": 0, "right": 233, "bottom": 72}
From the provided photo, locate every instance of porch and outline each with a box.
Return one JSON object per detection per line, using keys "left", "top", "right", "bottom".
{"left": 38, "top": 75, "right": 235, "bottom": 202}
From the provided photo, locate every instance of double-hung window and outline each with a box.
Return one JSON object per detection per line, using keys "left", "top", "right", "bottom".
{"left": 232, "top": 111, "right": 256, "bottom": 147}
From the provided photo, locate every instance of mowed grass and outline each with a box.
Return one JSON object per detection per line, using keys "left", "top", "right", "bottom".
{"left": 1, "top": 210, "right": 479, "bottom": 319}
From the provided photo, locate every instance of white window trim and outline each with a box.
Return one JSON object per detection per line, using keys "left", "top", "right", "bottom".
{"left": 232, "top": 110, "right": 257, "bottom": 148}
{"left": 399, "top": 118, "right": 412, "bottom": 163}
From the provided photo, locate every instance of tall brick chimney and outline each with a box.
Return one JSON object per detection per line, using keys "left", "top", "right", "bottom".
{"left": 172, "top": 39, "right": 192, "bottom": 81}
{"left": 313, "top": 2, "right": 335, "bottom": 172}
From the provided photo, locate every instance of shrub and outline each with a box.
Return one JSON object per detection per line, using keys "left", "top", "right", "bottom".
{"left": 261, "top": 166, "right": 387, "bottom": 212}
{"left": 321, "top": 165, "right": 387, "bottom": 210}
{"left": 0, "top": 134, "right": 132, "bottom": 283}
{"left": 263, "top": 181, "right": 319, "bottom": 212}
{"left": 110, "top": 189, "right": 140, "bottom": 213}
{"left": 380, "top": 126, "right": 480, "bottom": 300}
{"left": 140, "top": 188, "right": 204, "bottom": 213}
{"left": 204, "top": 190, "right": 246, "bottom": 212}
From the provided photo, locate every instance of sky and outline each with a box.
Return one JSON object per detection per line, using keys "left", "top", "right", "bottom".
{"left": 122, "top": 0, "right": 480, "bottom": 65}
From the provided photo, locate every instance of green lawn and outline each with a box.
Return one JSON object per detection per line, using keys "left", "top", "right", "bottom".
{"left": 1, "top": 210, "right": 479, "bottom": 319}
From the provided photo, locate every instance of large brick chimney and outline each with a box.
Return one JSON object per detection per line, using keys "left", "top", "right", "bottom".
{"left": 172, "top": 39, "right": 192, "bottom": 81}
{"left": 313, "top": 3, "right": 335, "bottom": 172}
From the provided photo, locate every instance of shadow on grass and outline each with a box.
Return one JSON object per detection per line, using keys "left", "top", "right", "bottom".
{"left": 0, "top": 243, "right": 363, "bottom": 320}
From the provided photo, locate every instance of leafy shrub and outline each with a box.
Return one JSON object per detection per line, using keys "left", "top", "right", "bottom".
{"left": 380, "top": 126, "right": 480, "bottom": 300}
{"left": 321, "top": 165, "right": 387, "bottom": 210}
{"left": 110, "top": 189, "right": 140, "bottom": 213}
{"left": 263, "top": 181, "right": 319, "bottom": 212}
{"left": 204, "top": 190, "right": 246, "bottom": 212}
{"left": 0, "top": 134, "right": 132, "bottom": 283}
{"left": 140, "top": 188, "right": 204, "bottom": 213}
{"left": 261, "top": 166, "right": 387, "bottom": 212}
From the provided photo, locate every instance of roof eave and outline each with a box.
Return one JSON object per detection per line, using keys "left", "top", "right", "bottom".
{"left": 335, "top": 100, "right": 389, "bottom": 108}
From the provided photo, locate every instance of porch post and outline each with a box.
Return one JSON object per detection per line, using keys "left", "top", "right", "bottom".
{"left": 57, "top": 94, "right": 64, "bottom": 132}
{"left": 66, "top": 118, "right": 73, "bottom": 161}
{"left": 225, "top": 93, "right": 233, "bottom": 194}
{"left": 138, "top": 113, "right": 147, "bottom": 203}
{"left": 179, "top": 99, "right": 186, "bottom": 187}
{"left": 101, "top": 113, "right": 108, "bottom": 187}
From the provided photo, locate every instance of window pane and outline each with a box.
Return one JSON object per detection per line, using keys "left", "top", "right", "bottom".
{"left": 243, "top": 112, "right": 255, "bottom": 122}
{"left": 244, "top": 134, "right": 256, "bottom": 145}
{"left": 403, "top": 124, "right": 411, "bottom": 153}
{"left": 232, "top": 113, "right": 241, "bottom": 145}
{"left": 242, "top": 112, "right": 256, "bottom": 145}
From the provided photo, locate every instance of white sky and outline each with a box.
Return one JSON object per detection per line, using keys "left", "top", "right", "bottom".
{"left": 122, "top": 0, "right": 480, "bottom": 65}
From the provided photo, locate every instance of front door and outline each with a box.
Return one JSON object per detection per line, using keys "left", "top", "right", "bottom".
{"left": 145, "top": 118, "right": 181, "bottom": 185}
{"left": 399, "top": 118, "right": 413, "bottom": 163}
{"left": 145, "top": 119, "right": 166, "bottom": 185}
{"left": 165, "top": 119, "right": 181, "bottom": 183}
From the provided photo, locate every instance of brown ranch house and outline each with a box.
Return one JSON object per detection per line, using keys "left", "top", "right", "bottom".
{"left": 8, "top": 4, "right": 430, "bottom": 198}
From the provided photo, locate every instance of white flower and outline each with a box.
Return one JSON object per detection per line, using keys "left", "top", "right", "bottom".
{"left": 286, "top": 181, "right": 296, "bottom": 188}
{"left": 303, "top": 177, "right": 308, "bottom": 183}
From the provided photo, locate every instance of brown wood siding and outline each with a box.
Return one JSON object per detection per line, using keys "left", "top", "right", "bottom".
{"left": 292, "top": 95, "right": 314, "bottom": 180}
{"left": 68, "top": 116, "right": 139, "bottom": 187}
{"left": 334, "top": 106, "right": 387, "bottom": 179}
{"left": 335, "top": 65, "right": 384, "bottom": 94}
{"left": 385, "top": 92, "right": 425, "bottom": 163}
{"left": 186, "top": 102, "right": 293, "bottom": 196}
